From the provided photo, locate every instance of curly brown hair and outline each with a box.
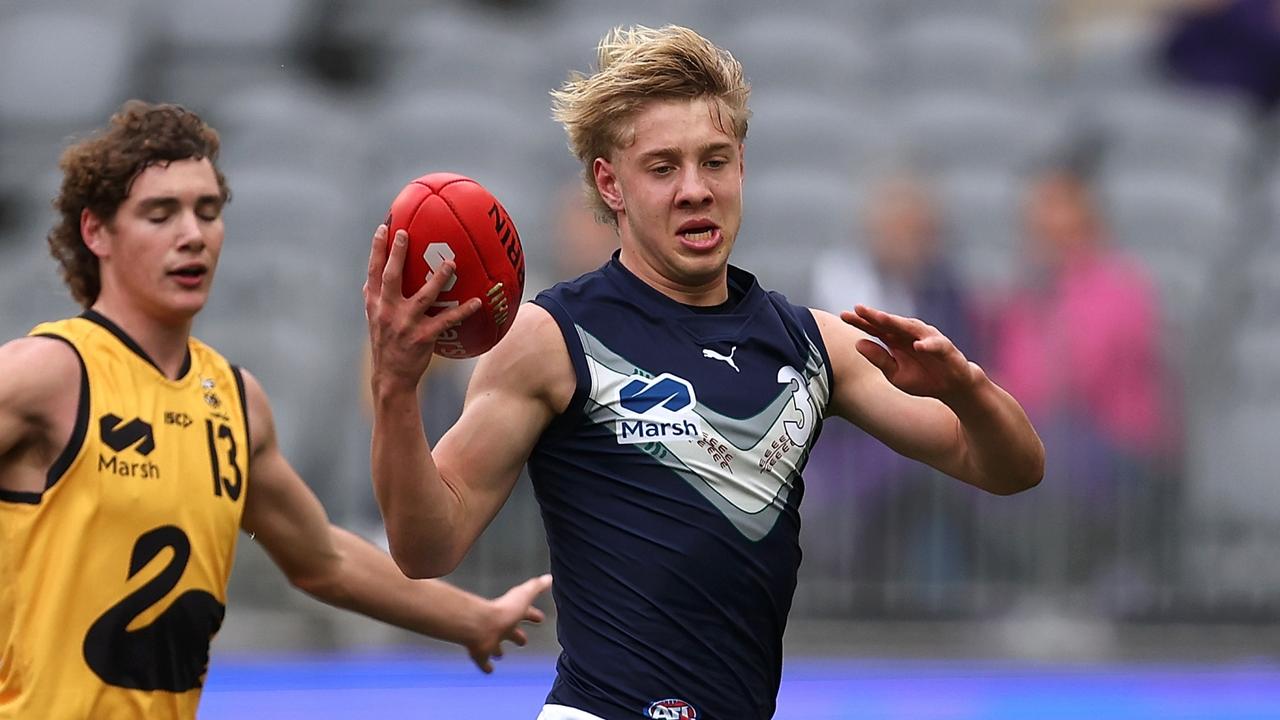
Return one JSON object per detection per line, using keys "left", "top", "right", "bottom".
{"left": 48, "top": 100, "right": 231, "bottom": 307}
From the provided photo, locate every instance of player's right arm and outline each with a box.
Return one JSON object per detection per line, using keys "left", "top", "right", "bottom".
{"left": 364, "top": 225, "right": 573, "bottom": 578}
{"left": 0, "top": 337, "right": 81, "bottom": 495}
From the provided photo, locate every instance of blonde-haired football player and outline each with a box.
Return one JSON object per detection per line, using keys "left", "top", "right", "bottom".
{"left": 366, "top": 25, "right": 1044, "bottom": 719}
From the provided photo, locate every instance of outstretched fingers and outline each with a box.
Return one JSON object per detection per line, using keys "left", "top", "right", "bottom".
{"left": 428, "top": 294, "right": 483, "bottom": 333}
{"left": 839, "top": 307, "right": 878, "bottom": 337}
{"left": 511, "top": 574, "right": 553, "bottom": 608}
{"left": 363, "top": 224, "right": 389, "bottom": 311}
{"left": 855, "top": 337, "right": 898, "bottom": 378}
{"left": 854, "top": 304, "right": 930, "bottom": 339}
{"left": 468, "top": 574, "right": 552, "bottom": 674}
{"left": 379, "top": 228, "right": 410, "bottom": 304}
{"left": 912, "top": 334, "right": 953, "bottom": 355}
{"left": 405, "top": 259, "right": 471, "bottom": 321}
{"left": 842, "top": 305, "right": 905, "bottom": 342}
{"left": 524, "top": 604, "right": 546, "bottom": 624}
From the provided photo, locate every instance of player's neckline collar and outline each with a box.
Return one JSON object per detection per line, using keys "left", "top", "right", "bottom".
{"left": 80, "top": 309, "right": 193, "bottom": 381}
{"left": 604, "top": 255, "right": 762, "bottom": 317}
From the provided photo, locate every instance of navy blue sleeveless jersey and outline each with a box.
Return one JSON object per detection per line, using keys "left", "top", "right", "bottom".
{"left": 529, "top": 257, "right": 833, "bottom": 719}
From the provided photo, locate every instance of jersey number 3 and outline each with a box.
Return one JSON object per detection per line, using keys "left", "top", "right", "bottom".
{"left": 777, "top": 365, "right": 816, "bottom": 446}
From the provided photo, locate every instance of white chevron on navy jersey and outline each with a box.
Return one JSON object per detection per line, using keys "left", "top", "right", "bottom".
{"left": 577, "top": 326, "right": 829, "bottom": 539}
{"left": 527, "top": 256, "right": 835, "bottom": 720}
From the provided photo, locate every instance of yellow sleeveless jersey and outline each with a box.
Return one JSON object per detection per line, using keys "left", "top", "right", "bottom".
{"left": 0, "top": 311, "right": 250, "bottom": 720}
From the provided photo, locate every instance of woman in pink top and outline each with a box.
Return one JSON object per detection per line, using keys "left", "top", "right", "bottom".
{"left": 990, "top": 165, "right": 1177, "bottom": 589}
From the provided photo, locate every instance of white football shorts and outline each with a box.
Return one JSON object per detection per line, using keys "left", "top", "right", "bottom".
{"left": 537, "top": 704, "right": 607, "bottom": 720}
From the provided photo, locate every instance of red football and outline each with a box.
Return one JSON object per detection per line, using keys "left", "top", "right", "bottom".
{"left": 385, "top": 173, "right": 525, "bottom": 358}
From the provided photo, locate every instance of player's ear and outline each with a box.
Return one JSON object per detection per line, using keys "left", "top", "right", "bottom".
{"left": 80, "top": 208, "right": 111, "bottom": 259}
{"left": 593, "top": 157, "right": 624, "bottom": 213}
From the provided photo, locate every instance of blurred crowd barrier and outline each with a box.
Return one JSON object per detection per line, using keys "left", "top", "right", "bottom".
{"left": 2, "top": 0, "right": 1279, "bottom": 638}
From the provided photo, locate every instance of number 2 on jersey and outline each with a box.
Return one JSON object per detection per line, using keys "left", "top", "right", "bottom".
{"left": 83, "top": 525, "right": 225, "bottom": 691}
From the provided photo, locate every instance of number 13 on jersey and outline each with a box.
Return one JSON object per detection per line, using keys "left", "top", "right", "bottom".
{"left": 204, "top": 419, "right": 242, "bottom": 501}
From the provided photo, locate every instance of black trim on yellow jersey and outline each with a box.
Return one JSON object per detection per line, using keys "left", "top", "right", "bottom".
{"left": 39, "top": 335, "right": 90, "bottom": 491}
{"left": 80, "top": 309, "right": 192, "bottom": 380}
{"left": 0, "top": 488, "right": 41, "bottom": 504}
{"left": 0, "top": 335, "right": 90, "bottom": 505}
{"left": 231, "top": 365, "right": 250, "bottom": 449}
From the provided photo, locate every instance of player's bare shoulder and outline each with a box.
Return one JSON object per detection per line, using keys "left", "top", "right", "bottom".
{"left": 0, "top": 335, "right": 84, "bottom": 489}
{"left": 807, "top": 307, "right": 883, "bottom": 408}
{"left": 470, "top": 302, "right": 575, "bottom": 415}
{"left": 809, "top": 307, "right": 875, "bottom": 363}
{"left": 0, "top": 335, "right": 83, "bottom": 419}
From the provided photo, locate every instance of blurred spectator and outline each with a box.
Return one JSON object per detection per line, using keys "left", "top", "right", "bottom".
{"left": 549, "top": 180, "right": 618, "bottom": 282}
{"left": 1048, "top": 0, "right": 1200, "bottom": 45}
{"left": 986, "top": 157, "right": 1177, "bottom": 589}
{"left": 1162, "top": 0, "right": 1280, "bottom": 114}
{"left": 812, "top": 171, "right": 975, "bottom": 351}
{"left": 803, "top": 172, "right": 982, "bottom": 605}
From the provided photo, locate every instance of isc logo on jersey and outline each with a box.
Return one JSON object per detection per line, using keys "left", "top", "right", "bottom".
{"left": 646, "top": 698, "right": 698, "bottom": 719}
{"left": 615, "top": 372, "right": 702, "bottom": 445}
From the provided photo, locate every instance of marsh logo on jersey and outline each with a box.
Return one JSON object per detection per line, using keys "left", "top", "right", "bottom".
{"left": 98, "top": 413, "right": 161, "bottom": 479}
{"left": 646, "top": 698, "right": 698, "bottom": 719}
{"left": 99, "top": 414, "right": 155, "bottom": 455}
{"left": 615, "top": 372, "right": 701, "bottom": 445}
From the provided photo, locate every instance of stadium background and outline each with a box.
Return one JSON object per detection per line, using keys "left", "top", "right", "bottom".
{"left": 1, "top": 0, "right": 1278, "bottom": 716}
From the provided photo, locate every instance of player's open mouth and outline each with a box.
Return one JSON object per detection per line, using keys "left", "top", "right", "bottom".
{"left": 677, "top": 221, "right": 721, "bottom": 250}
{"left": 169, "top": 265, "right": 208, "bottom": 286}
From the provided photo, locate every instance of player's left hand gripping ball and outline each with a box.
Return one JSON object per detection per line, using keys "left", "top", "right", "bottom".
{"left": 386, "top": 173, "right": 525, "bottom": 358}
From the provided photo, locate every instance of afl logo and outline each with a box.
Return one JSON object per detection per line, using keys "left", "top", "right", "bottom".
{"left": 646, "top": 698, "right": 697, "bottom": 719}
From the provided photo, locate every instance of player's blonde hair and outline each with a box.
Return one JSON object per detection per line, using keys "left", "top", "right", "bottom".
{"left": 551, "top": 25, "right": 751, "bottom": 227}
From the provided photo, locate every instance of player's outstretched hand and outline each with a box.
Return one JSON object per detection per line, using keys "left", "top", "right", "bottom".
{"left": 363, "top": 224, "right": 482, "bottom": 389}
{"left": 841, "top": 304, "right": 983, "bottom": 401}
{"left": 465, "top": 574, "right": 553, "bottom": 674}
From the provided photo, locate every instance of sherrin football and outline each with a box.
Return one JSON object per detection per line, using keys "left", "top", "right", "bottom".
{"left": 386, "top": 173, "right": 525, "bottom": 358}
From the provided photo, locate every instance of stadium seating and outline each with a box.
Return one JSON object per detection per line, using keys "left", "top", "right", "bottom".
{"left": 211, "top": 80, "right": 369, "bottom": 179}
{"left": 0, "top": 5, "right": 144, "bottom": 222}
{"left": 152, "top": 0, "right": 314, "bottom": 108}
{"left": 934, "top": 168, "right": 1023, "bottom": 291}
{"left": 889, "top": 14, "right": 1041, "bottom": 99}
{"left": 1095, "top": 87, "right": 1253, "bottom": 188}
{"left": 722, "top": 13, "right": 881, "bottom": 104}
{"left": 382, "top": 5, "right": 542, "bottom": 102}
{"left": 739, "top": 169, "right": 862, "bottom": 304}
{"left": 6, "top": 0, "right": 1278, "bottom": 623}
{"left": 744, "top": 93, "right": 894, "bottom": 181}
{"left": 894, "top": 92, "right": 1054, "bottom": 173}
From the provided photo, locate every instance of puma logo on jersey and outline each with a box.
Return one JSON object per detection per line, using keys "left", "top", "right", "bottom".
{"left": 701, "top": 346, "right": 739, "bottom": 372}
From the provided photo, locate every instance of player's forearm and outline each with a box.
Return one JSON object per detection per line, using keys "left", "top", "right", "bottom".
{"left": 943, "top": 367, "right": 1044, "bottom": 495}
{"left": 370, "top": 381, "right": 466, "bottom": 577}
{"left": 301, "top": 526, "right": 485, "bottom": 645}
